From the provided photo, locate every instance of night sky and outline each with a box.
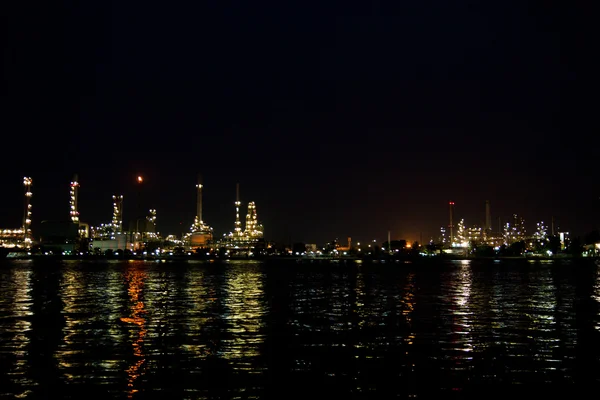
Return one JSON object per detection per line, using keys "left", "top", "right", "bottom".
{"left": 2, "top": 1, "right": 595, "bottom": 244}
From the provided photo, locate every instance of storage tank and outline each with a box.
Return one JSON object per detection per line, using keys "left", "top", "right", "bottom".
{"left": 190, "top": 232, "right": 212, "bottom": 247}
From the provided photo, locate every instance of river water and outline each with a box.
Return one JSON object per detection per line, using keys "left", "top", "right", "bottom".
{"left": 0, "top": 258, "right": 599, "bottom": 399}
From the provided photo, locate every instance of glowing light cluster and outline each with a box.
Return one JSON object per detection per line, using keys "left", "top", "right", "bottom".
{"left": 503, "top": 214, "right": 526, "bottom": 245}
{"left": 227, "top": 184, "right": 264, "bottom": 245}
{"left": 112, "top": 195, "right": 123, "bottom": 233}
{"left": 454, "top": 219, "right": 466, "bottom": 247}
{"left": 22, "top": 177, "right": 32, "bottom": 246}
{"left": 244, "top": 201, "right": 264, "bottom": 239}
{"left": 234, "top": 183, "right": 243, "bottom": 238}
{"left": 533, "top": 221, "right": 548, "bottom": 243}
{"left": 70, "top": 176, "right": 79, "bottom": 223}
{"left": 147, "top": 209, "right": 156, "bottom": 226}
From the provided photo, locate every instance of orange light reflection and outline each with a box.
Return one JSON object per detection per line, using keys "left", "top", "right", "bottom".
{"left": 120, "top": 267, "right": 147, "bottom": 398}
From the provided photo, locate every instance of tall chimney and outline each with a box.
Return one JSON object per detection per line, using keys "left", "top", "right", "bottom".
{"left": 196, "top": 173, "right": 203, "bottom": 223}
{"left": 234, "top": 183, "right": 242, "bottom": 236}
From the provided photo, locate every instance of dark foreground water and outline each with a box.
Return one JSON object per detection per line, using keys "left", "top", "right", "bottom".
{"left": 1, "top": 258, "right": 599, "bottom": 399}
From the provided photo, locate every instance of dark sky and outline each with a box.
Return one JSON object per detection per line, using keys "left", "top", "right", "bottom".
{"left": 1, "top": 1, "right": 595, "bottom": 244}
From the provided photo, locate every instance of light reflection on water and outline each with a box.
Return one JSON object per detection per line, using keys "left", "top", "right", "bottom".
{"left": 594, "top": 267, "right": 600, "bottom": 332}
{"left": 0, "top": 258, "right": 599, "bottom": 398}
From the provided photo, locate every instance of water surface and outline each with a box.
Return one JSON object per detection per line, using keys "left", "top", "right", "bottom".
{"left": 1, "top": 258, "right": 599, "bottom": 398}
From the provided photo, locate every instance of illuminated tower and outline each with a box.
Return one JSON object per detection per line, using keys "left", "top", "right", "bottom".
{"left": 112, "top": 195, "right": 123, "bottom": 232}
{"left": 191, "top": 174, "right": 212, "bottom": 232}
{"left": 70, "top": 174, "right": 80, "bottom": 223}
{"left": 245, "top": 201, "right": 263, "bottom": 239}
{"left": 456, "top": 219, "right": 466, "bottom": 246}
{"left": 196, "top": 174, "right": 203, "bottom": 224}
{"left": 512, "top": 214, "right": 526, "bottom": 241}
{"left": 22, "top": 177, "right": 33, "bottom": 246}
{"left": 147, "top": 209, "right": 156, "bottom": 229}
{"left": 245, "top": 201, "right": 255, "bottom": 235}
{"left": 188, "top": 175, "right": 213, "bottom": 247}
{"left": 234, "top": 183, "right": 242, "bottom": 238}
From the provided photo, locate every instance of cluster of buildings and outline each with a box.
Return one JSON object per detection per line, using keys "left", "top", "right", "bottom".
{"left": 439, "top": 200, "right": 570, "bottom": 254}
{"left": 0, "top": 175, "right": 265, "bottom": 256}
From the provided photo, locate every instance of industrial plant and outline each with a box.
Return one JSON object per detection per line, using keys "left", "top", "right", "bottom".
{"left": 438, "top": 200, "right": 570, "bottom": 256}
{"left": 0, "top": 174, "right": 583, "bottom": 260}
{"left": 0, "top": 174, "right": 266, "bottom": 257}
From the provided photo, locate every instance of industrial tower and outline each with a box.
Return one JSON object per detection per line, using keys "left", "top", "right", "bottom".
{"left": 112, "top": 195, "right": 123, "bottom": 233}
{"left": 70, "top": 174, "right": 80, "bottom": 223}
{"left": 448, "top": 201, "right": 455, "bottom": 245}
{"left": 234, "top": 183, "right": 243, "bottom": 238}
{"left": 196, "top": 174, "right": 203, "bottom": 224}
{"left": 147, "top": 209, "right": 156, "bottom": 228}
{"left": 191, "top": 174, "right": 212, "bottom": 232}
{"left": 189, "top": 174, "right": 213, "bottom": 247}
{"left": 22, "top": 177, "right": 32, "bottom": 246}
{"left": 244, "top": 201, "right": 264, "bottom": 239}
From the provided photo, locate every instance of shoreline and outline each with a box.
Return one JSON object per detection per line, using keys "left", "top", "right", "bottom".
{"left": 1, "top": 252, "right": 596, "bottom": 263}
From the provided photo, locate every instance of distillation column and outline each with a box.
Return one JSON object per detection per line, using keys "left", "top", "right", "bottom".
{"left": 234, "top": 183, "right": 242, "bottom": 238}
{"left": 112, "top": 195, "right": 123, "bottom": 232}
{"left": 245, "top": 201, "right": 257, "bottom": 237}
{"left": 22, "top": 177, "right": 33, "bottom": 246}
{"left": 70, "top": 174, "right": 80, "bottom": 223}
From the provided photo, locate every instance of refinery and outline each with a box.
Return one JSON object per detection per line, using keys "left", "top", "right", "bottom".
{"left": 0, "top": 175, "right": 595, "bottom": 260}
{"left": 0, "top": 174, "right": 267, "bottom": 258}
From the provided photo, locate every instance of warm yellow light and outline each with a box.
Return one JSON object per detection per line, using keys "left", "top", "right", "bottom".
{"left": 137, "top": 176, "right": 143, "bottom": 183}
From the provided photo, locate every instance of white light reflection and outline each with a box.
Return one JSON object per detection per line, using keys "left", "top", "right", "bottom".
{"left": 593, "top": 267, "right": 600, "bottom": 331}
{"left": 2, "top": 265, "right": 34, "bottom": 394}
{"left": 220, "top": 268, "right": 267, "bottom": 366}
{"left": 445, "top": 260, "right": 474, "bottom": 366}
{"left": 402, "top": 272, "right": 416, "bottom": 345}
{"left": 56, "top": 268, "right": 83, "bottom": 376}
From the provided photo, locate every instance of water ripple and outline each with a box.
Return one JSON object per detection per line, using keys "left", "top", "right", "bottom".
{"left": 0, "top": 258, "right": 599, "bottom": 398}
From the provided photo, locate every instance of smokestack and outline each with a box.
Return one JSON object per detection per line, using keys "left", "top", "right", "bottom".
{"left": 485, "top": 200, "right": 491, "bottom": 232}
{"left": 196, "top": 173, "right": 203, "bottom": 222}
{"left": 388, "top": 230, "right": 391, "bottom": 253}
{"left": 551, "top": 216, "right": 555, "bottom": 236}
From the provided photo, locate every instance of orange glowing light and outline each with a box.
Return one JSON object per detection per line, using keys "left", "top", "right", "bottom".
{"left": 137, "top": 176, "right": 143, "bottom": 183}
